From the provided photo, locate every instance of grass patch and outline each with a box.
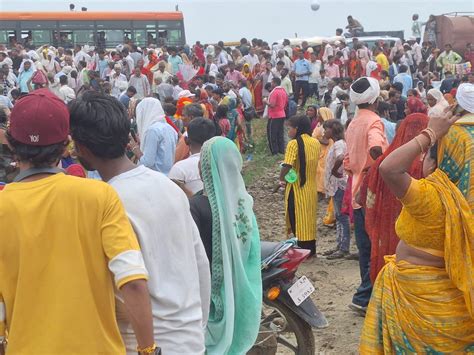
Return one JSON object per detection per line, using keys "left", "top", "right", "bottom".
{"left": 243, "top": 118, "right": 281, "bottom": 186}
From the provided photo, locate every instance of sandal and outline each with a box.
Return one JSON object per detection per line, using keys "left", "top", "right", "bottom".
{"left": 322, "top": 248, "right": 339, "bottom": 256}
{"left": 327, "top": 250, "right": 349, "bottom": 260}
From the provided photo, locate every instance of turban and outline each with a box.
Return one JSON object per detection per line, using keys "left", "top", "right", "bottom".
{"left": 456, "top": 83, "right": 474, "bottom": 113}
{"left": 350, "top": 77, "right": 380, "bottom": 105}
{"left": 62, "top": 66, "right": 73, "bottom": 75}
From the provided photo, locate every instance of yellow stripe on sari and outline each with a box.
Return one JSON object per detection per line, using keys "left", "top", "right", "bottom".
{"left": 360, "top": 256, "right": 474, "bottom": 354}
{"left": 361, "top": 169, "right": 474, "bottom": 354}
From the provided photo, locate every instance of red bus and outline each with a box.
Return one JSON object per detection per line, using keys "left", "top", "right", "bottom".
{"left": 0, "top": 12, "right": 186, "bottom": 48}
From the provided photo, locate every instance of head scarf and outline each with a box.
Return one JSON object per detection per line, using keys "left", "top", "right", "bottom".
{"left": 62, "top": 66, "right": 73, "bottom": 75}
{"left": 350, "top": 77, "right": 380, "bottom": 105}
{"left": 427, "top": 88, "right": 449, "bottom": 117}
{"left": 456, "top": 83, "right": 474, "bottom": 113}
{"left": 206, "top": 45, "right": 215, "bottom": 57}
{"left": 407, "top": 96, "right": 427, "bottom": 114}
{"left": 363, "top": 113, "right": 429, "bottom": 282}
{"left": 200, "top": 136, "right": 261, "bottom": 354}
{"left": 18, "top": 59, "right": 36, "bottom": 73}
{"left": 136, "top": 97, "right": 166, "bottom": 149}
{"left": 318, "top": 107, "right": 334, "bottom": 121}
{"left": 199, "top": 90, "right": 214, "bottom": 118}
{"left": 242, "top": 63, "right": 252, "bottom": 78}
{"left": 176, "top": 97, "right": 193, "bottom": 118}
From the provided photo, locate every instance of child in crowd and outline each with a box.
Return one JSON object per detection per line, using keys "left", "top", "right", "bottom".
{"left": 164, "top": 103, "right": 183, "bottom": 133}
{"left": 322, "top": 119, "right": 350, "bottom": 259}
{"left": 168, "top": 117, "right": 217, "bottom": 197}
{"left": 377, "top": 101, "right": 397, "bottom": 144}
{"left": 215, "top": 104, "right": 230, "bottom": 137}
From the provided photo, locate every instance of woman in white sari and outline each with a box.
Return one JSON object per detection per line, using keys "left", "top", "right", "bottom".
{"left": 427, "top": 88, "right": 449, "bottom": 117}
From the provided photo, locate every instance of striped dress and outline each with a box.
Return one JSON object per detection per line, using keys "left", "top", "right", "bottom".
{"left": 284, "top": 134, "right": 321, "bottom": 241}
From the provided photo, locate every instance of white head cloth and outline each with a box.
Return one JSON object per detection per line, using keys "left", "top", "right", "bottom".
{"left": 135, "top": 97, "right": 166, "bottom": 149}
{"left": 456, "top": 83, "right": 474, "bottom": 114}
{"left": 350, "top": 76, "right": 380, "bottom": 105}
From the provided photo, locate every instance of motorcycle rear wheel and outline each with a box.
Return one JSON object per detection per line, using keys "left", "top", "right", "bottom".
{"left": 259, "top": 299, "right": 315, "bottom": 354}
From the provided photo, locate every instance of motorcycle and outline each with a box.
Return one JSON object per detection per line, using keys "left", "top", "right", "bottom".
{"left": 253, "top": 239, "right": 328, "bottom": 355}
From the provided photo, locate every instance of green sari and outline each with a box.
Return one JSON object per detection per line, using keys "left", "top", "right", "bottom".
{"left": 201, "top": 137, "right": 262, "bottom": 354}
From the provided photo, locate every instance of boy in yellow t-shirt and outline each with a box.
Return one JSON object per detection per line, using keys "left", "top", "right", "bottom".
{"left": 0, "top": 89, "right": 158, "bottom": 355}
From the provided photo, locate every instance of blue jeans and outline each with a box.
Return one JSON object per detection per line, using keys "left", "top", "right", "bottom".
{"left": 352, "top": 208, "right": 372, "bottom": 307}
{"left": 333, "top": 188, "right": 351, "bottom": 253}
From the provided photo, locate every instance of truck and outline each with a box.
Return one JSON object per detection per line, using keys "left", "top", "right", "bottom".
{"left": 433, "top": 12, "right": 474, "bottom": 54}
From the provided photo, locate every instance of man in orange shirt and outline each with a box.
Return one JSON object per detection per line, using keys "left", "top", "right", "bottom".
{"left": 344, "top": 77, "right": 388, "bottom": 313}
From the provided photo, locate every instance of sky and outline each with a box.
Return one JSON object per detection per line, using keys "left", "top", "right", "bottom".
{"left": 1, "top": 0, "right": 473, "bottom": 43}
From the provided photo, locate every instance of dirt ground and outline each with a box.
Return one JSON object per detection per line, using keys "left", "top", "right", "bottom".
{"left": 247, "top": 165, "right": 364, "bottom": 354}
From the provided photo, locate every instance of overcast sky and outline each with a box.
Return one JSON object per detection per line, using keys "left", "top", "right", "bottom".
{"left": 2, "top": 0, "right": 473, "bottom": 43}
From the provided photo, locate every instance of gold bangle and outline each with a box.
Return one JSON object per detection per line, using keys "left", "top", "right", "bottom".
{"left": 137, "top": 343, "right": 157, "bottom": 354}
{"left": 414, "top": 136, "right": 425, "bottom": 153}
{"left": 420, "top": 128, "right": 437, "bottom": 147}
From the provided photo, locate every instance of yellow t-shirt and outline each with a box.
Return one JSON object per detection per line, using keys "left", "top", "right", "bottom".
{"left": 376, "top": 53, "right": 389, "bottom": 72}
{"left": 0, "top": 173, "right": 147, "bottom": 354}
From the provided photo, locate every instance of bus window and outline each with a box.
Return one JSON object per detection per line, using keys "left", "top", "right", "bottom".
{"left": 167, "top": 30, "right": 182, "bottom": 46}
{"left": 0, "top": 30, "right": 17, "bottom": 46}
{"left": 20, "top": 29, "right": 49, "bottom": 47}
{"left": 73, "top": 30, "right": 95, "bottom": 46}
{"left": 98, "top": 29, "right": 132, "bottom": 48}
{"left": 133, "top": 21, "right": 157, "bottom": 47}
{"left": 158, "top": 20, "right": 183, "bottom": 46}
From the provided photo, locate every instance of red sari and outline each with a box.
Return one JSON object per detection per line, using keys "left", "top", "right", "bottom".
{"left": 252, "top": 65, "right": 264, "bottom": 114}
{"left": 362, "top": 113, "right": 428, "bottom": 283}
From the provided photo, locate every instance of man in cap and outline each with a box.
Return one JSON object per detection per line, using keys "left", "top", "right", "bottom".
{"left": 344, "top": 77, "right": 388, "bottom": 313}
{"left": 0, "top": 89, "right": 157, "bottom": 354}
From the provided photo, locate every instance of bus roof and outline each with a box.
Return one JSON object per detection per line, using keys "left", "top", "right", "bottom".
{"left": 0, "top": 12, "right": 184, "bottom": 21}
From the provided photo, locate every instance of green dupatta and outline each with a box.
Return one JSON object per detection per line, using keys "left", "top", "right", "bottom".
{"left": 201, "top": 136, "right": 262, "bottom": 354}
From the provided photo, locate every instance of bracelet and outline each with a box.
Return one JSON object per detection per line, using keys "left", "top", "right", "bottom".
{"left": 137, "top": 343, "right": 157, "bottom": 355}
{"left": 413, "top": 136, "right": 426, "bottom": 153}
{"left": 420, "top": 128, "right": 437, "bottom": 147}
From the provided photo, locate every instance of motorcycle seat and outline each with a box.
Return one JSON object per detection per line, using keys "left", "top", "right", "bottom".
{"left": 260, "top": 241, "right": 281, "bottom": 260}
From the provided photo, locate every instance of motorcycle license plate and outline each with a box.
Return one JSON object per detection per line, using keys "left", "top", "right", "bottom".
{"left": 288, "top": 276, "right": 315, "bottom": 306}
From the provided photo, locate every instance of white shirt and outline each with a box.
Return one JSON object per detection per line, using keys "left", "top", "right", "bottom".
{"left": 412, "top": 42, "right": 423, "bottom": 65}
{"left": 153, "top": 70, "right": 172, "bottom": 84}
{"left": 109, "top": 166, "right": 210, "bottom": 355}
{"left": 323, "top": 44, "right": 334, "bottom": 63}
{"left": 58, "top": 85, "right": 76, "bottom": 103}
{"left": 243, "top": 54, "right": 259, "bottom": 70}
{"left": 128, "top": 74, "right": 150, "bottom": 99}
{"left": 308, "top": 59, "right": 322, "bottom": 84}
{"left": 216, "top": 52, "right": 228, "bottom": 68}
{"left": 168, "top": 153, "right": 203, "bottom": 195}
{"left": 239, "top": 86, "right": 253, "bottom": 109}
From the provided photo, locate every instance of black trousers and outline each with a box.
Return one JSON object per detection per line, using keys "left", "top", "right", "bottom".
{"left": 293, "top": 80, "right": 309, "bottom": 106}
{"left": 308, "top": 83, "right": 319, "bottom": 99}
{"left": 267, "top": 118, "right": 285, "bottom": 155}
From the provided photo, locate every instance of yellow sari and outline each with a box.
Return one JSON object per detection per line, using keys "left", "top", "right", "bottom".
{"left": 360, "top": 169, "right": 474, "bottom": 353}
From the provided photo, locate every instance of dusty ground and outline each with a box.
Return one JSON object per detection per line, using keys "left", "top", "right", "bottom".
{"left": 247, "top": 165, "right": 364, "bottom": 354}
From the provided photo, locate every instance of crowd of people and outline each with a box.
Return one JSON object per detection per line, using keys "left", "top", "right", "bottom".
{"left": 0, "top": 12, "right": 474, "bottom": 355}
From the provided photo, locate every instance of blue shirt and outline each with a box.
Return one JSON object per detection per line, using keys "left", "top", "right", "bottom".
{"left": 293, "top": 59, "right": 311, "bottom": 81}
{"left": 393, "top": 73, "right": 413, "bottom": 97}
{"left": 18, "top": 69, "right": 33, "bottom": 93}
{"left": 139, "top": 121, "right": 178, "bottom": 175}
{"left": 168, "top": 55, "right": 183, "bottom": 75}
{"left": 381, "top": 118, "right": 397, "bottom": 144}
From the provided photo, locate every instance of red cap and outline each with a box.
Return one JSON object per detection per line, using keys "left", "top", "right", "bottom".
{"left": 9, "top": 88, "right": 69, "bottom": 146}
